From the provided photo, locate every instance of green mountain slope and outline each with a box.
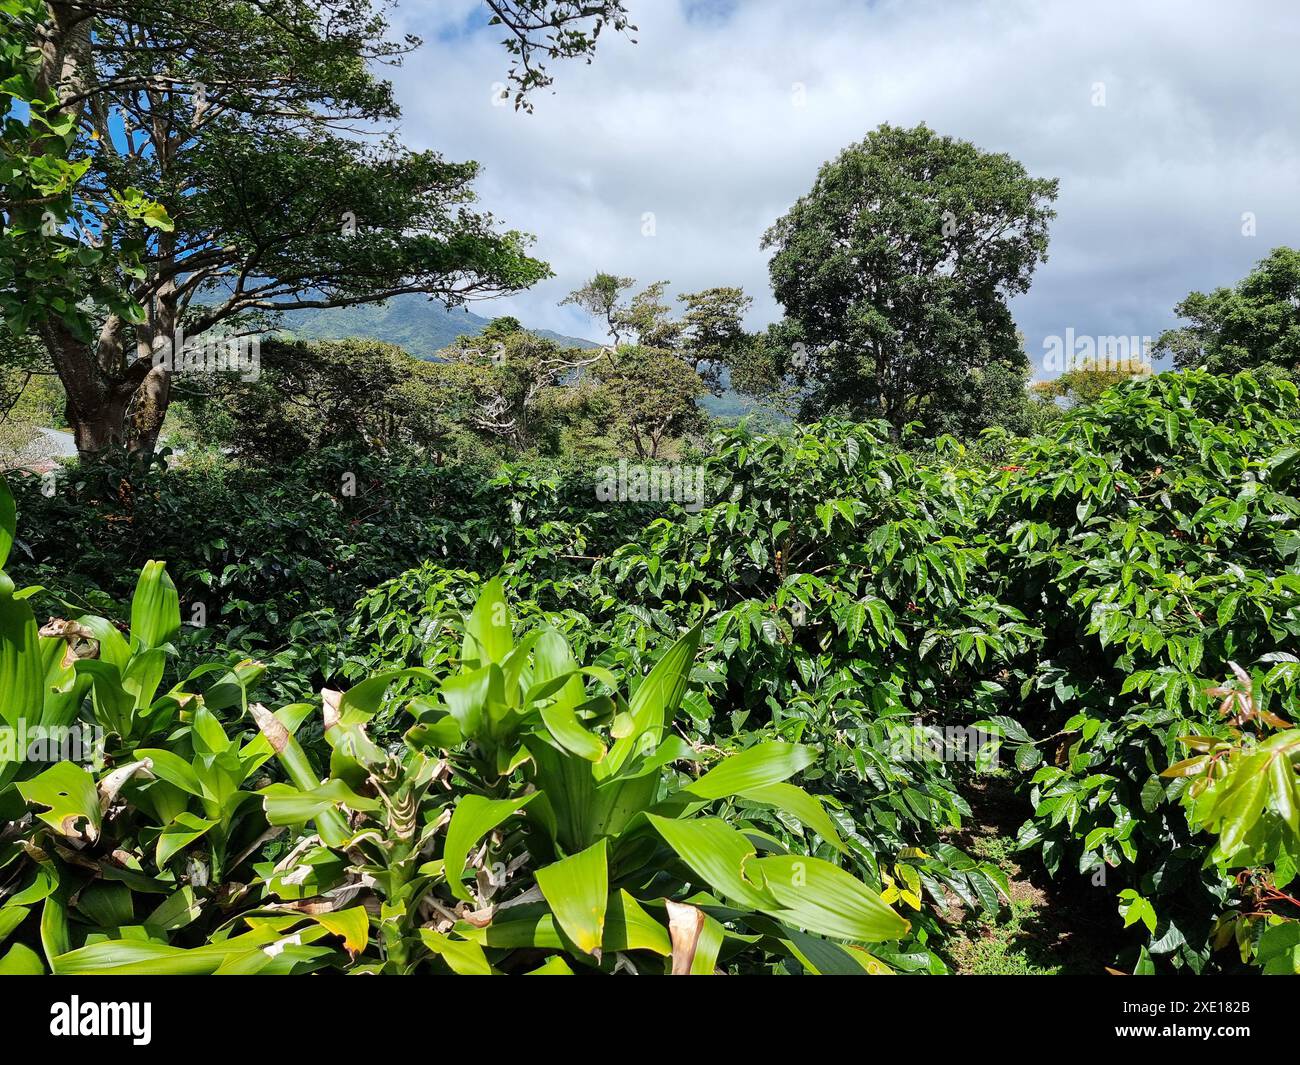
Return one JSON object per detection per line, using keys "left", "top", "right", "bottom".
{"left": 280, "top": 295, "right": 599, "bottom": 358}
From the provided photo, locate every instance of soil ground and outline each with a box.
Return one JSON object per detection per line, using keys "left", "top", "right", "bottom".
{"left": 939, "top": 773, "right": 1129, "bottom": 975}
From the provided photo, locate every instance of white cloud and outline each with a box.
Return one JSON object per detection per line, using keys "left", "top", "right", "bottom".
{"left": 385, "top": 0, "right": 1300, "bottom": 375}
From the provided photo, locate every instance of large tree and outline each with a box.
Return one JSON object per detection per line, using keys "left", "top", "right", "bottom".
{"left": 6, "top": 0, "right": 631, "bottom": 458}
{"left": 560, "top": 273, "right": 750, "bottom": 454}
{"left": 761, "top": 123, "right": 1058, "bottom": 432}
{"left": 439, "top": 317, "right": 605, "bottom": 451}
{"left": 1, "top": 0, "right": 168, "bottom": 337}
{"left": 178, "top": 335, "right": 477, "bottom": 464}
{"left": 1154, "top": 246, "right": 1300, "bottom": 376}
{"left": 592, "top": 343, "right": 706, "bottom": 458}
{"left": 563, "top": 273, "right": 753, "bottom": 394}
{"left": 558, "top": 271, "right": 633, "bottom": 343}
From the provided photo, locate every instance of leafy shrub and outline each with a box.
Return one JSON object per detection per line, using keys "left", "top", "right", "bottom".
{"left": 0, "top": 478, "right": 912, "bottom": 974}
{"left": 7, "top": 369, "right": 1300, "bottom": 975}
{"left": 983, "top": 371, "right": 1300, "bottom": 971}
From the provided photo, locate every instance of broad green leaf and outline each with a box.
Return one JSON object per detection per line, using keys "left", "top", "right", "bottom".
{"left": 750, "top": 854, "right": 909, "bottom": 943}
{"left": 536, "top": 839, "right": 608, "bottom": 955}
{"left": 52, "top": 926, "right": 308, "bottom": 975}
{"left": 74, "top": 882, "right": 133, "bottom": 928}
{"left": 647, "top": 814, "right": 776, "bottom": 909}
{"left": 525, "top": 955, "right": 575, "bottom": 974}
{"left": 41, "top": 889, "right": 68, "bottom": 965}
{"left": 740, "top": 781, "right": 849, "bottom": 854}
{"left": 191, "top": 705, "right": 231, "bottom": 755}
{"left": 0, "top": 475, "right": 14, "bottom": 570}
{"left": 683, "top": 743, "right": 815, "bottom": 800}
{"left": 443, "top": 792, "right": 539, "bottom": 902}
{"left": 145, "top": 887, "right": 201, "bottom": 932}
{"left": 312, "top": 906, "right": 370, "bottom": 957}
{"left": 129, "top": 560, "right": 180, "bottom": 651}
{"left": 533, "top": 628, "right": 605, "bottom": 761}
{"left": 0, "top": 943, "right": 43, "bottom": 974}
{"left": 690, "top": 912, "right": 726, "bottom": 974}
{"left": 262, "top": 779, "right": 381, "bottom": 826}
{"left": 419, "top": 929, "right": 493, "bottom": 974}
{"left": 156, "top": 812, "right": 217, "bottom": 865}
{"left": 783, "top": 926, "right": 880, "bottom": 974}
{"left": 439, "top": 665, "right": 491, "bottom": 741}
{"left": 0, "top": 905, "right": 29, "bottom": 946}
{"left": 461, "top": 577, "right": 513, "bottom": 665}
{"left": 455, "top": 905, "right": 564, "bottom": 950}
{"left": 17, "top": 762, "right": 101, "bottom": 841}
{"left": 132, "top": 748, "right": 203, "bottom": 796}
{"left": 0, "top": 581, "right": 42, "bottom": 730}
{"left": 606, "top": 623, "right": 702, "bottom": 775}
{"left": 605, "top": 890, "right": 672, "bottom": 955}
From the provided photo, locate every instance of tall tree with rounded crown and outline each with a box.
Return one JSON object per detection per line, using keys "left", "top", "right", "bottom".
{"left": 762, "top": 123, "right": 1057, "bottom": 434}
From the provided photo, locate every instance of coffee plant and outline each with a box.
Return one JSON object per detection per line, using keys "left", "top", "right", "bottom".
{"left": 3, "top": 370, "right": 1299, "bottom": 974}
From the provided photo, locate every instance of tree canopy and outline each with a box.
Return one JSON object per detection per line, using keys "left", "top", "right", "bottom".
{"left": 761, "top": 123, "right": 1058, "bottom": 434}
{"left": 1155, "top": 246, "right": 1300, "bottom": 376}
{"left": 2, "top": 1, "right": 631, "bottom": 457}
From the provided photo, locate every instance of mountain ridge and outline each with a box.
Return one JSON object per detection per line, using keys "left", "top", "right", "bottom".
{"left": 279, "top": 295, "right": 600, "bottom": 358}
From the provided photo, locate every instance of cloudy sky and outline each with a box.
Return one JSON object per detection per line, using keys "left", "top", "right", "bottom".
{"left": 384, "top": 0, "right": 1300, "bottom": 378}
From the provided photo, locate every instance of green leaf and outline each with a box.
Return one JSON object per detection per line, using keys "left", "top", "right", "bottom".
{"left": 145, "top": 887, "right": 202, "bottom": 932}
{"left": 0, "top": 580, "right": 42, "bottom": 730}
{"left": 419, "top": 929, "right": 493, "bottom": 974}
{"left": 606, "top": 623, "right": 702, "bottom": 775}
{"left": 536, "top": 839, "right": 609, "bottom": 956}
{"left": 524, "top": 955, "right": 575, "bottom": 974}
{"left": 1015, "top": 743, "right": 1042, "bottom": 771}
{"left": 605, "top": 890, "right": 672, "bottom": 955}
{"left": 133, "top": 747, "right": 203, "bottom": 796}
{"left": 17, "top": 762, "right": 101, "bottom": 841}
{"left": 443, "top": 792, "right": 539, "bottom": 902}
{"left": 750, "top": 854, "right": 910, "bottom": 943}
{"left": 647, "top": 814, "right": 776, "bottom": 909}
{"left": 461, "top": 577, "right": 513, "bottom": 665}
{"left": 312, "top": 906, "right": 370, "bottom": 957}
{"left": 156, "top": 812, "right": 217, "bottom": 865}
{"left": 0, "top": 475, "right": 14, "bottom": 570}
{"left": 740, "top": 781, "right": 849, "bottom": 854}
{"left": 533, "top": 627, "right": 604, "bottom": 761}
{"left": 52, "top": 926, "right": 318, "bottom": 975}
{"left": 129, "top": 560, "right": 180, "bottom": 651}
{"left": 1118, "top": 890, "right": 1157, "bottom": 934}
{"left": 0, "top": 943, "right": 44, "bottom": 974}
{"left": 0, "top": 905, "right": 29, "bottom": 947}
{"left": 262, "top": 779, "right": 382, "bottom": 827}
{"left": 40, "top": 889, "right": 69, "bottom": 965}
{"left": 683, "top": 743, "right": 815, "bottom": 800}
{"left": 783, "top": 926, "right": 879, "bottom": 974}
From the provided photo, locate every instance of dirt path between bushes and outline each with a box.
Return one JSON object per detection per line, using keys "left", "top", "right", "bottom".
{"left": 940, "top": 775, "right": 1128, "bottom": 975}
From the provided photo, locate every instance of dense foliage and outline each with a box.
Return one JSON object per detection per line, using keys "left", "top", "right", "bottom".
{"left": 4, "top": 368, "right": 1296, "bottom": 974}
{"left": 0, "top": 0, "right": 630, "bottom": 456}
{"left": 759, "top": 122, "right": 1058, "bottom": 434}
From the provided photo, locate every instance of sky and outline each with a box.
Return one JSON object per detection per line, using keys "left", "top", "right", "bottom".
{"left": 383, "top": 0, "right": 1300, "bottom": 378}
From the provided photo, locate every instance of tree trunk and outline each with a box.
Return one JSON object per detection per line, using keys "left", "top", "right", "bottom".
{"left": 38, "top": 317, "right": 171, "bottom": 461}
{"left": 29, "top": 6, "right": 172, "bottom": 463}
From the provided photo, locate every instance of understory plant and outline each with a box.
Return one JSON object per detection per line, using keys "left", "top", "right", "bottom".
{"left": 0, "top": 475, "right": 274, "bottom": 973}
{"left": 984, "top": 371, "right": 1300, "bottom": 971}
{"left": 2, "top": 467, "right": 910, "bottom": 973}
{"left": 1164, "top": 663, "right": 1300, "bottom": 974}
{"left": 242, "top": 579, "right": 911, "bottom": 974}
